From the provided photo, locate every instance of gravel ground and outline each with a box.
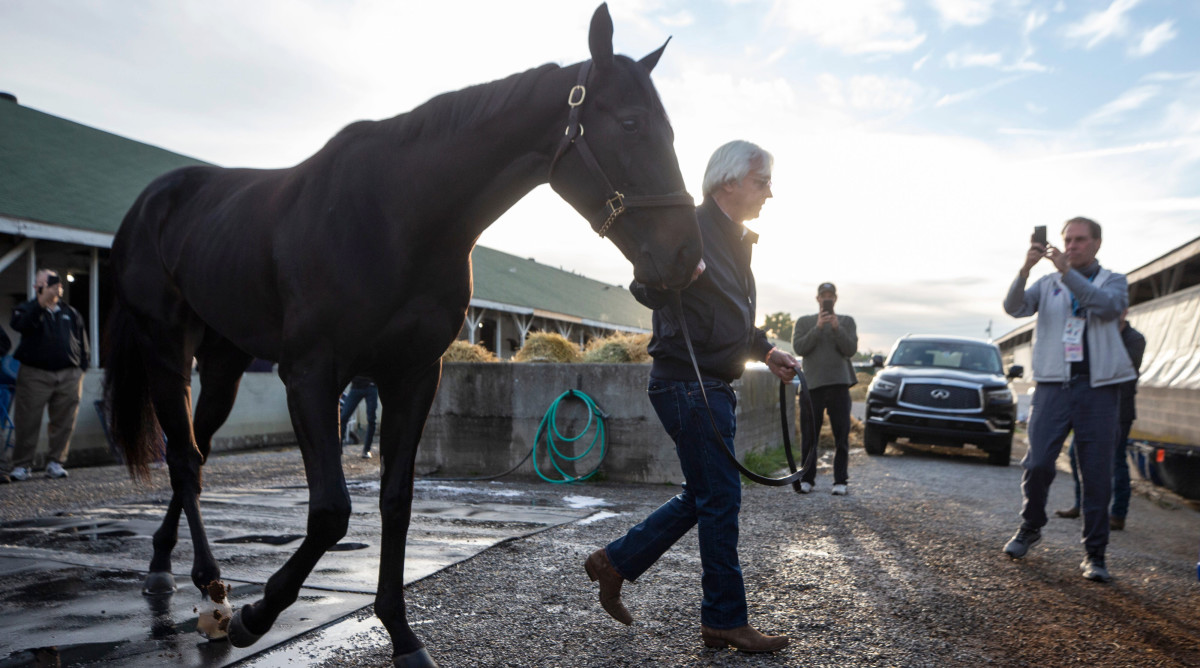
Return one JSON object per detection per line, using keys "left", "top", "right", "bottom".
{"left": 3, "top": 439, "right": 1199, "bottom": 667}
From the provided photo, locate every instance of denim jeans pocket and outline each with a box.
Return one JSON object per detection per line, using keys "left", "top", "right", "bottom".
{"left": 648, "top": 381, "right": 683, "bottom": 440}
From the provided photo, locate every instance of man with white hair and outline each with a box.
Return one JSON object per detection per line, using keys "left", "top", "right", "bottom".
{"left": 583, "top": 140, "right": 797, "bottom": 652}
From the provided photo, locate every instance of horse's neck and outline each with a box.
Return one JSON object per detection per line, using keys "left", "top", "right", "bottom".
{"left": 391, "top": 64, "right": 581, "bottom": 251}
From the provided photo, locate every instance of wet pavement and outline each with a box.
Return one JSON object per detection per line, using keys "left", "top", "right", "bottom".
{"left": 0, "top": 455, "right": 597, "bottom": 667}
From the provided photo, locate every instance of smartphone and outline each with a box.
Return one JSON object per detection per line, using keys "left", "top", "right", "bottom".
{"left": 1032, "top": 225, "right": 1047, "bottom": 247}
{"left": 821, "top": 299, "right": 834, "bottom": 315}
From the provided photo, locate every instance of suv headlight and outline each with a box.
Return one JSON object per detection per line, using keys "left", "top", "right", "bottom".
{"left": 986, "top": 388, "right": 1014, "bottom": 405}
{"left": 870, "top": 377, "right": 898, "bottom": 396}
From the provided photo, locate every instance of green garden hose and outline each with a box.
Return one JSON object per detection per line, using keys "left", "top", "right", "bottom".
{"left": 420, "top": 388, "right": 608, "bottom": 483}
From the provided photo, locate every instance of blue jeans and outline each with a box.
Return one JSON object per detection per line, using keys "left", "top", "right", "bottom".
{"left": 340, "top": 385, "right": 378, "bottom": 450}
{"left": 1023, "top": 378, "right": 1118, "bottom": 556}
{"left": 1066, "top": 418, "right": 1133, "bottom": 518}
{"left": 605, "top": 378, "right": 747, "bottom": 629}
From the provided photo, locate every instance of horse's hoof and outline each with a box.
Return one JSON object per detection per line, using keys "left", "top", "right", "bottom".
{"left": 227, "top": 606, "right": 265, "bottom": 648}
{"left": 142, "top": 571, "right": 177, "bottom": 595}
{"left": 394, "top": 647, "right": 438, "bottom": 668}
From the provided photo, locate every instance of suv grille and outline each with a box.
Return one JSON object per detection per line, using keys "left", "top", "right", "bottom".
{"left": 900, "top": 383, "right": 980, "bottom": 410}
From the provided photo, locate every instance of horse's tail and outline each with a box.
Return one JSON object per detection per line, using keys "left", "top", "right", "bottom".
{"left": 103, "top": 299, "right": 162, "bottom": 482}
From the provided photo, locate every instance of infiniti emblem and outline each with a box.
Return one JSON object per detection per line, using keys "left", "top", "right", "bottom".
{"left": 930, "top": 389, "right": 951, "bottom": 400}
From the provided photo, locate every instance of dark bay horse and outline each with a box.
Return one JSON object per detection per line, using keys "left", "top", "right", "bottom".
{"left": 103, "top": 4, "right": 700, "bottom": 666}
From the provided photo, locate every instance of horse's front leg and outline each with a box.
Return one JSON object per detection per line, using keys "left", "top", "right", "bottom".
{"left": 375, "top": 360, "right": 442, "bottom": 668}
{"left": 143, "top": 494, "right": 183, "bottom": 594}
{"left": 228, "top": 361, "right": 349, "bottom": 647}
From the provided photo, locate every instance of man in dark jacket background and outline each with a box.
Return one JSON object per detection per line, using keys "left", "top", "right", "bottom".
{"left": 2, "top": 269, "right": 89, "bottom": 481}
{"left": 583, "top": 140, "right": 798, "bottom": 653}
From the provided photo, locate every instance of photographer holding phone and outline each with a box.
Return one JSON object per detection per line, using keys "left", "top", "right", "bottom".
{"left": 1, "top": 269, "right": 89, "bottom": 482}
{"left": 791, "top": 282, "right": 859, "bottom": 495}
{"left": 1001, "top": 217, "right": 1135, "bottom": 582}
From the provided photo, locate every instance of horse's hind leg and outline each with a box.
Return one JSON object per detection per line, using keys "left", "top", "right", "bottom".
{"left": 229, "top": 354, "right": 349, "bottom": 648}
{"left": 374, "top": 361, "right": 442, "bottom": 667}
{"left": 144, "top": 336, "right": 250, "bottom": 595}
{"left": 194, "top": 336, "right": 252, "bottom": 461}
{"left": 139, "top": 318, "right": 224, "bottom": 594}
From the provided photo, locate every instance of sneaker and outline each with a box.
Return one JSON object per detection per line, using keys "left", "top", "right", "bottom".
{"left": 796, "top": 481, "right": 813, "bottom": 494}
{"left": 45, "top": 461, "right": 69, "bottom": 479}
{"left": 1081, "top": 555, "right": 1113, "bottom": 582}
{"left": 1003, "top": 526, "right": 1042, "bottom": 559}
{"left": 360, "top": 450, "right": 372, "bottom": 459}
{"left": 1054, "top": 506, "right": 1080, "bottom": 519}
{"left": 10, "top": 466, "right": 31, "bottom": 482}
{"left": 831, "top": 484, "right": 848, "bottom": 496}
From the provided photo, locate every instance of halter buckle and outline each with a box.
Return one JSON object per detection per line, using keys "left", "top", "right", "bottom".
{"left": 597, "top": 192, "right": 625, "bottom": 238}
{"left": 568, "top": 85, "right": 586, "bottom": 107}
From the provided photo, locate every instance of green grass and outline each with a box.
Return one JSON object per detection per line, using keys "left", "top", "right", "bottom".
{"left": 739, "top": 443, "right": 798, "bottom": 483}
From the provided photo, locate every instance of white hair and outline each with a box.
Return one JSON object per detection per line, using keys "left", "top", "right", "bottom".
{"left": 702, "top": 140, "right": 773, "bottom": 197}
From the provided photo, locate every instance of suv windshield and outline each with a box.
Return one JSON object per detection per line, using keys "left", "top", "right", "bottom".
{"left": 888, "top": 340, "right": 1002, "bottom": 374}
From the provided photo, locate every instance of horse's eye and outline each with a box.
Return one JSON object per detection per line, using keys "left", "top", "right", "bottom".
{"left": 621, "top": 119, "right": 638, "bottom": 133}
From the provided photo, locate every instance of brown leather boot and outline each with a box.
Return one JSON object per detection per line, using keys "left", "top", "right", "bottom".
{"left": 1110, "top": 515, "right": 1125, "bottom": 530}
{"left": 701, "top": 624, "right": 789, "bottom": 652}
{"left": 1054, "top": 506, "right": 1080, "bottom": 519}
{"left": 584, "top": 548, "right": 632, "bottom": 625}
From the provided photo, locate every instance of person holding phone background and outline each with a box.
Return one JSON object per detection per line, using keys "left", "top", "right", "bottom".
{"left": 1001, "top": 217, "right": 1135, "bottom": 582}
{"left": 791, "top": 282, "right": 859, "bottom": 495}
{"left": 1, "top": 269, "right": 89, "bottom": 482}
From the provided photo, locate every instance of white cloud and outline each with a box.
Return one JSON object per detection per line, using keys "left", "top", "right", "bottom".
{"left": 913, "top": 53, "right": 932, "bottom": 71}
{"left": 945, "top": 49, "right": 1005, "bottom": 69}
{"left": 1082, "top": 85, "right": 1161, "bottom": 125}
{"left": 771, "top": 0, "right": 926, "bottom": 55}
{"left": 659, "top": 10, "right": 695, "bottom": 28}
{"left": 936, "top": 75, "right": 1025, "bottom": 107}
{"left": 1130, "top": 21, "right": 1177, "bottom": 57}
{"left": 931, "top": 0, "right": 998, "bottom": 27}
{"left": 1064, "top": 0, "right": 1141, "bottom": 49}
{"left": 1024, "top": 9, "right": 1049, "bottom": 35}
{"left": 821, "top": 74, "right": 923, "bottom": 112}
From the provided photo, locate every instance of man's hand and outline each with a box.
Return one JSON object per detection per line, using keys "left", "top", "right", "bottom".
{"left": 1021, "top": 244, "right": 1046, "bottom": 275}
{"left": 766, "top": 348, "right": 798, "bottom": 381}
{"left": 818, "top": 312, "right": 838, "bottom": 330}
{"left": 1045, "top": 245, "right": 1071, "bottom": 274}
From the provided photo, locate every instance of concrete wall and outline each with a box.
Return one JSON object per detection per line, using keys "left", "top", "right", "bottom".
{"left": 32, "top": 371, "right": 295, "bottom": 469}
{"left": 418, "top": 363, "right": 797, "bottom": 484}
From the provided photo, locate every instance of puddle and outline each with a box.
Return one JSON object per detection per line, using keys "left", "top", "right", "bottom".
{"left": 215, "top": 534, "right": 304, "bottom": 546}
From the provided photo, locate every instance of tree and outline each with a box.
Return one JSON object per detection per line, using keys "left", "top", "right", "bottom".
{"left": 761, "top": 311, "right": 794, "bottom": 340}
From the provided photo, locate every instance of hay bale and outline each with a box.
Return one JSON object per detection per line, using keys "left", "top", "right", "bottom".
{"left": 442, "top": 340, "right": 499, "bottom": 363}
{"left": 514, "top": 332, "right": 582, "bottom": 363}
{"left": 582, "top": 332, "right": 651, "bottom": 363}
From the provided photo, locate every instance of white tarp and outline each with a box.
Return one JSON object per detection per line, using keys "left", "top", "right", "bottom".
{"left": 1128, "top": 283, "right": 1200, "bottom": 390}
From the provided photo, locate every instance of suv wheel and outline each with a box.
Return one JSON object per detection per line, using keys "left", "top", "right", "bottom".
{"left": 864, "top": 424, "right": 887, "bottom": 455}
{"left": 987, "top": 436, "right": 1013, "bottom": 466}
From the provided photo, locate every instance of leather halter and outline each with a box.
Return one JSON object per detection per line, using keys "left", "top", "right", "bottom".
{"left": 548, "top": 60, "right": 695, "bottom": 238}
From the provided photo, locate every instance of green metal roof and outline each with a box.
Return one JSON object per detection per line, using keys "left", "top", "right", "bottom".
{"left": 0, "top": 97, "right": 209, "bottom": 234}
{"left": 469, "top": 246, "right": 651, "bottom": 330}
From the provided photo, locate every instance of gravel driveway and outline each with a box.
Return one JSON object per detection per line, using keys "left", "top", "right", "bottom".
{"left": 3, "top": 438, "right": 1198, "bottom": 667}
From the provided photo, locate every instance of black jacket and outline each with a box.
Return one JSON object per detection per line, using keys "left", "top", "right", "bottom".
{"left": 1118, "top": 324, "right": 1146, "bottom": 424}
{"left": 630, "top": 198, "right": 772, "bottom": 383}
{"left": 11, "top": 299, "right": 89, "bottom": 371}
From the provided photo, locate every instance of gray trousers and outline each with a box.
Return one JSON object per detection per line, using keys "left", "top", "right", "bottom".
{"left": 7, "top": 365, "right": 84, "bottom": 469}
{"left": 1022, "top": 378, "right": 1118, "bottom": 556}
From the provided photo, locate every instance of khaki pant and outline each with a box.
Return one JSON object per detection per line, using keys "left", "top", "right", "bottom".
{"left": 8, "top": 365, "right": 84, "bottom": 469}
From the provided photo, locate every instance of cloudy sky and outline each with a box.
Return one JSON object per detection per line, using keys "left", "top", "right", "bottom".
{"left": 3, "top": 0, "right": 1198, "bottom": 351}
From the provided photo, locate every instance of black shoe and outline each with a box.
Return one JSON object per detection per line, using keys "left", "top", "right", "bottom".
{"left": 1003, "top": 526, "right": 1042, "bottom": 559}
{"left": 1081, "top": 555, "right": 1112, "bottom": 582}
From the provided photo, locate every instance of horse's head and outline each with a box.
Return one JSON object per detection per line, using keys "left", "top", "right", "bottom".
{"left": 549, "top": 3, "right": 702, "bottom": 291}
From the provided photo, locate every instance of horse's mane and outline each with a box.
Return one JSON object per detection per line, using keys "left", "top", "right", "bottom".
{"left": 335, "top": 63, "right": 562, "bottom": 146}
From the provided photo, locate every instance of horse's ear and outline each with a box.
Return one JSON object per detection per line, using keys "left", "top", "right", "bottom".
{"left": 589, "top": 3, "right": 614, "bottom": 70}
{"left": 639, "top": 37, "right": 671, "bottom": 73}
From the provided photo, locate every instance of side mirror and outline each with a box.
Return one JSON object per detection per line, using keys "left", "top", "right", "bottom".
{"left": 1006, "top": 364, "right": 1024, "bottom": 380}
{"left": 872, "top": 354, "right": 885, "bottom": 368}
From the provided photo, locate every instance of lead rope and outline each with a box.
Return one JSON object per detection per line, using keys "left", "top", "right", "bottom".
{"left": 669, "top": 291, "right": 818, "bottom": 487}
